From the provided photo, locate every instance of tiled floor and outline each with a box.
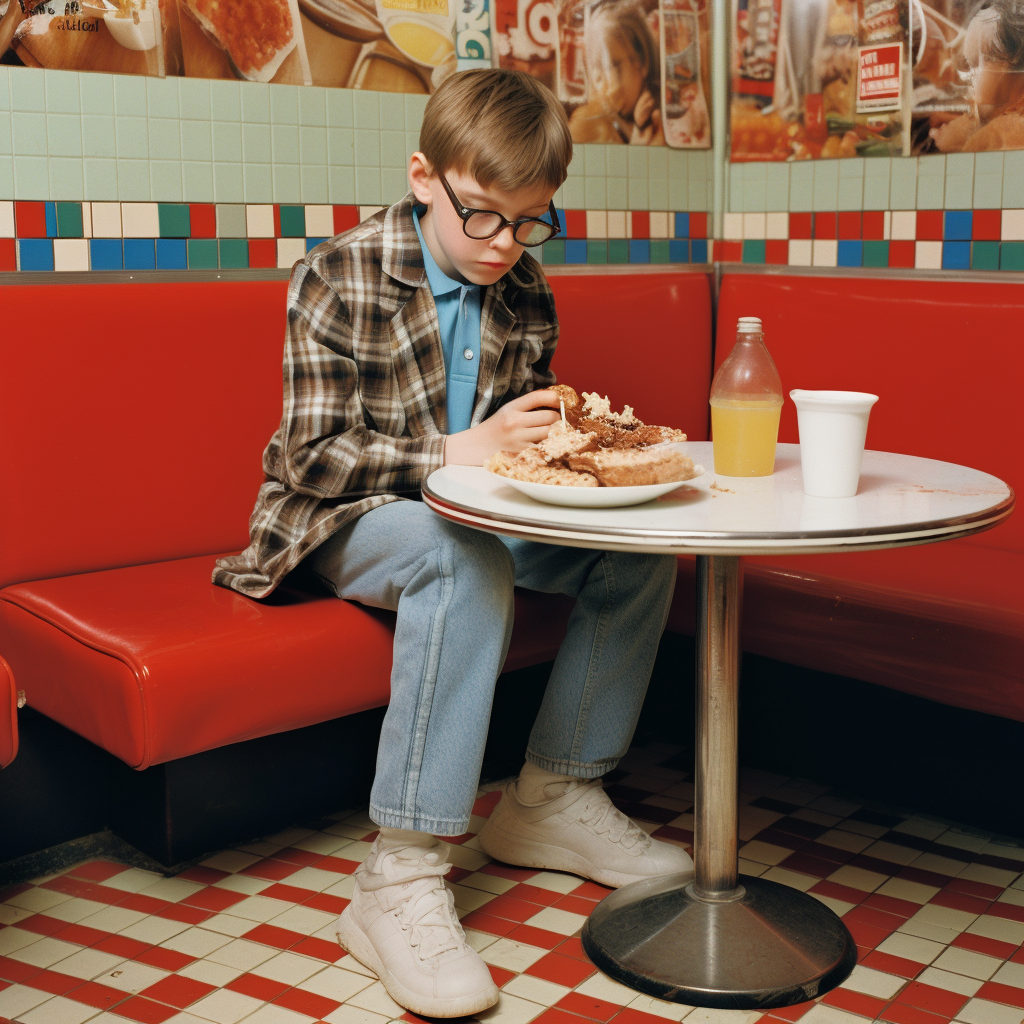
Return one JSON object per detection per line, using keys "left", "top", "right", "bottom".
{"left": 2, "top": 742, "right": 1023, "bottom": 1024}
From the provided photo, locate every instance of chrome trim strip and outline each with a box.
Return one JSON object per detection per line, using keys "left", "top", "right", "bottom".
{"left": 717, "top": 262, "right": 1024, "bottom": 286}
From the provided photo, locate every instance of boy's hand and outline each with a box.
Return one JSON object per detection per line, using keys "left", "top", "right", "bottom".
{"left": 445, "top": 390, "right": 561, "bottom": 466}
{"left": 631, "top": 90, "right": 662, "bottom": 145}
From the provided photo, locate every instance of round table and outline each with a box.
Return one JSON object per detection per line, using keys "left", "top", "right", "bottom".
{"left": 422, "top": 442, "right": 1014, "bottom": 1011}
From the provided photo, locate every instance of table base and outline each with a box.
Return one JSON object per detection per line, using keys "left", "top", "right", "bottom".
{"left": 581, "top": 873, "right": 857, "bottom": 1010}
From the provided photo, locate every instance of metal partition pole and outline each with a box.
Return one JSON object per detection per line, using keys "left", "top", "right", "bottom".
{"left": 694, "top": 554, "right": 742, "bottom": 898}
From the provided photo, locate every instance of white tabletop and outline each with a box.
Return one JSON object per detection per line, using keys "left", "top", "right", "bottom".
{"left": 422, "top": 443, "right": 1014, "bottom": 556}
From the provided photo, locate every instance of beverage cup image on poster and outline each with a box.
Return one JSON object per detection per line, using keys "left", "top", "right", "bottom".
{"left": 730, "top": 0, "right": 1024, "bottom": 159}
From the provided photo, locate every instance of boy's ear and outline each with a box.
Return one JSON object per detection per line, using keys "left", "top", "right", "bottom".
{"left": 408, "top": 152, "right": 435, "bottom": 205}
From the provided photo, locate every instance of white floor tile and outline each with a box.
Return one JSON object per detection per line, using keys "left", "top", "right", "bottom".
{"left": 238, "top": 1005, "right": 315, "bottom": 1024}
{"left": 0, "top": 926, "right": 44, "bottom": 954}
{"left": 0, "top": 904, "right": 32, "bottom": 925}
{"left": 478, "top": 938, "right": 548, "bottom": 972}
{"left": 291, "top": 835, "right": 354, "bottom": 857}
{"left": 685, "top": 1009, "right": 761, "bottom": 1024}
{"left": 77, "top": 906, "right": 148, "bottom": 933}
{"left": 799, "top": 1004, "right": 871, "bottom": 1024}
{"left": 297, "top": 964, "right": 376, "bottom": 1002}
{"left": 575, "top": 971, "right": 638, "bottom": 1004}
{"left": 188, "top": 987, "right": 263, "bottom": 1024}
{"left": 95, "top": 958, "right": 170, "bottom": 993}
{"left": 53, "top": 947, "right": 127, "bottom": 980}
{"left": 843, "top": 964, "right": 905, "bottom": 998}
{"left": 449, "top": 883, "right": 498, "bottom": 913}
{"left": 178, "top": 958, "right": 247, "bottom": 986}
{"left": 225, "top": 896, "right": 293, "bottom": 923}
{"left": 10, "top": 937, "right": 84, "bottom": 967}
{"left": 345, "top": 980, "right": 404, "bottom": 1017}
{"left": 933, "top": 947, "right": 1004, "bottom": 980}
{"left": 522, "top": 873, "right": 586, "bottom": 895}
{"left": 214, "top": 876, "right": 269, "bottom": 896}
{"left": 626, "top": 993, "right": 694, "bottom": 1020}
{"left": 917, "top": 966, "right": 983, "bottom": 996}
{"left": 826, "top": 865, "right": 886, "bottom": 892}
{"left": 252, "top": 950, "right": 324, "bottom": 985}
{"left": 95, "top": 868, "right": 162, "bottom": 893}
{"left": 967, "top": 915, "right": 1024, "bottom": 945}
{"left": 524, "top": 907, "right": 586, "bottom": 935}
{"left": 956, "top": 998, "right": 1024, "bottom": 1024}
{"left": 474, "top": 991, "right": 548, "bottom": 1024}
{"left": 162, "top": 926, "right": 235, "bottom": 957}
{"left": 206, "top": 937, "right": 280, "bottom": 970}
{"left": 817, "top": 831, "right": 874, "bottom": 854}
{"left": 991, "top": 961, "right": 1024, "bottom": 987}
{"left": 460, "top": 873, "right": 518, "bottom": 896}
{"left": 277, "top": 867, "right": 349, "bottom": 893}
{"left": 119, "top": 916, "right": 192, "bottom": 944}
{"left": 18, "top": 994, "right": 103, "bottom": 1024}
{"left": 877, "top": 931, "right": 945, "bottom": 964}
{"left": 738, "top": 841, "right": 791, "bottom": 867}
{"left": 876, "top": 878, "right": 940, "bottom": 904}
{"left": 138, "top": 878, "right": 206, "bottom": 903}
{"left": 502, "top": 973, "right": 570, "bottom": 1005}
{"left": 7, "top": 888, "right": 72, "bottom": 912}
{"left": 321, "top": 1006, "right": 390, "bottom": 1024}
{"left": 201, "top": 913, "right": 260, "bottom": 938}
{"left": 0, "top": 983, "right": 54, "bottom": 1018}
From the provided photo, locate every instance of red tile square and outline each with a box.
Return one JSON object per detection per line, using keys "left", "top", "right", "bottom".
{"left": 838, "top": 212, "right": 862, "bottom": 239}
{"left": 189, "top": 204, "right": 215, "bottom": 238}
{"left": 989, "top": 902, "right": 1024, "bottom": 923}
{"left": 651, "top": 825, "right": 692, "bottom": 845}
{"left": 25, "top": 970, "right": 82, "bottom": 995}
{"left": 951, "top": 931, "right": 1017, "bottom": 960}
{"left": 481, "top": 895, "right": 543, "bottom": 923}
{"left": 275, "top": 987, "right": 342, "bottom": 1018}
{"left": 140, "top": 975, "right": 215, "bottom": 1008}
{"left": 243, "top": 923, "right": 305, "bottom": 949}
{"left": 241, "top": 858, "right": 300, "bottom": 882}
{"left": 0, "top": 956, "right": 41, "bottom": 983}
{"left": 0, "top": 238, "right": 16, "bottom": 271}
{"left": 447, "top": 866, "right": 471, "bottom": 884}
{"left": 93, "top": 936, "right": 152, "bottom": 960}
{"left": 53, "top": 924, "right": 112, "bottom": 948}
{"left": 813, "top": 213, "right": 837, "bottom": 239}
{"left": 779, "top": 852, "right": 835, "bottom": 878}
{"left": 480, "top": 862, "right": 539, "bottom": 882}
{"left": 67, "top": 861, "right": 129, "bottom": 883}
{"left": 631, "top": 212, "right": 650, "bottom": 239}
{"left": 863, "top": 894, "right": 921, "bottom": 919}
{"left": 249, "top": 239, "right": 277, "bottom": 268}
{"left": 291, "top": 935, "right": 346, "bottom": 962}
{"left": 334, "top": 205, "right": 360, "bottom": 234}
{"left": 182, "top": 886, "right": 248, "bottom": 913}
{"left": 20, "top": 915, "right": 68, "bottom": 936}
{"left": 176, "top": 865, "right": 229, "bottom": 885}
{"left": 929, "top": 890, "right": 990, "bottom": 915}
{"left": 459, "top": 911, "right": 518, "bottom": 937}
{"left": 227, "top": 973, "right": 290, "bottom": 1001}
{"left": 132, "top": 947, "right": 195, "bottom": 971}
{"left": 978, "top": 982, "right": 1024, "bottom": 1009}
{"left": 764, "top": 1000, "right": 815, "bottom": 1020}
{"left": 118, "top": 894, "right": 170, "bottom": 916}
{"left": 488, "top": 964, "right": 516, "bottom": 987}
{"left": 889, "top": 240, "right": 916, "bottom": 268}
{"left": 534, "top": 1007, "right": 591, "bottom": 1024}
{"left": 260, "top": 883, "right": 319, "bottom": 904}
{"left": 846, "top": 905, "right": 904, "bottom": 932}
{"left": 558, "top": 992, "right": 623, "bottom": 1020}
{"left": 571, "top": 882, "right": 613, "bottom": 901}
{"left": 972, "top": 209, "right": 1001, "bottom": 240}
{"left": 718, "top": 240, "right": 742, "bottom": 262}
{"left": 15, "top": 201, "right": 47, "bottom": 238}
{"left": 810, "top": 881, "right": 867, "bottom": 906}
{"left": 946, "top": 879, "right": 1003, "bottom": 901}
{"left": 556, "top": 936, "right": 591, "bottom": 962}
{"left": 272, "top": 848, "right": 322, "bottom": 866}
{"left": 154, "top": 902, "right": 212, "bottom": 925}
{"left": 553, "top": 895, "right": 599, "bottom": 916}
{"left": 765, "top": 239, "right": 789, "bottom": 265}
{"left": 526, "top": 951, "right": 596, "bottom": 987}
{"left": 110, "top": 995, "right": 179, "bottom": 1023}
{"left": 303, "top": 892, "right": 349, "bottom": 915}
{"left": 67, "top": 980, "right": 128, "bottom": 1009}
{"left": 507, "top": 884, "right": 562, "bottom": 907}
{"left": 881, "top": 1001, "right": 951, "bottom": 1024}
{"left": 897, "top": 981, "right": 969, "bottom": 1017}
{"left": 844, "top": 919, "right": 895, "bottom": 949}
{"left": 862, "top": 949, "right": 925, "bottom": 978}
{"left": 823, "top": 987, "right": 888, "bottom": 1017}
{"left": 789, "top": 213, "right": 812, "bottom": 239}
{"left": 862, "top": 210, "right": 886, "bottom": 240}
{"left": 565, "top": 210, "right": 587, "bottom": 238}
{"left": 43, "top": 877, "right": 122, "bottom": 904}
{"left": 273, "top": 204, "right": 282, "bottom": 238}
{"left": 507, "top": 924, "right": 564, "bottom": 950}
{"left": 916, "top": 210, "right": 943, "bottom": 240}
{"left": 0, "top": 883, "right": 33, "bottom": 902}
{"left": 318, "top": 856, "right": 361, "bottom": 875}
{"left": 473, "top": 791, "right": 503, "bottom": 817}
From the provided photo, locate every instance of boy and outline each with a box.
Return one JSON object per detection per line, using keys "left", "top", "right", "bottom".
{"left": 214, "top": 69, "right": 691, "bottom": 1018}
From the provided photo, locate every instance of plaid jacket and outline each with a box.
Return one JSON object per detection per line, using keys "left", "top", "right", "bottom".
{"left": 213, "top": 195, "right": 559, "bottom": 599}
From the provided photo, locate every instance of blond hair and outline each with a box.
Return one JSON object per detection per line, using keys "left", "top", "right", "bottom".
{"left": 587, "top": 1, "right": 661, "bottom": 105}
{"left": 420, "top": 69, "right": 573, "bottom": 191}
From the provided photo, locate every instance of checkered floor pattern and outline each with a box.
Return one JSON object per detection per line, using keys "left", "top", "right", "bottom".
{"left": 2, "top": 743, "right": 1023, "bottom": 1024}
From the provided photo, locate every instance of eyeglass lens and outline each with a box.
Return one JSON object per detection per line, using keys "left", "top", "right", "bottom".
{"left": 463, "top": 211, "right": 557, "bottom": 246}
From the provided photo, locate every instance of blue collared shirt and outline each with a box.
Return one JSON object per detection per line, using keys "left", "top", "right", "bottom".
{"left": 413, "top": 209, "right": 481, "bottom": 435}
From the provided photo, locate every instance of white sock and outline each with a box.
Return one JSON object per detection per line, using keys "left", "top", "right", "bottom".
{"left": 515, "top": 762, "right": 583, "bottom": 806}
{"left": 356, "top": 827, "right": 450, "bottom": 891}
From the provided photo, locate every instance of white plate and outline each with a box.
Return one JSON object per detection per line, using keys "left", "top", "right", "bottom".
{"left": 492, "top": 468, "right": 705, "bottom": 508}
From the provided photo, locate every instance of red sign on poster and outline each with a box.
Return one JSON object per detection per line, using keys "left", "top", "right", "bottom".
{"left": 857, "top": 43, "right": 902, "bottom": 112}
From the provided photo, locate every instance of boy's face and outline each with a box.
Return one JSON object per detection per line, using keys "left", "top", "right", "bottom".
{"left": 409, "top": 157, "right": 556, "bottom": 287}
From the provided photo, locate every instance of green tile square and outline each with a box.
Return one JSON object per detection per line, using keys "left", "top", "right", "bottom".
{"left": 608, "top": 238, "right": 629, "bottom": 264}
{"left": 742, "top": 239, "right": 765, "bottom": 264}
{"left": 586, "top": 240, "right": 608, "bottom": 264}
{"left": 972, "top": 241, "right": 1000, "bottom": 270}
{"left": 650, "top": 239, "right": 671, "bottom": 263}
{"left": 56, "top": 202, "right": 83, "bottom": 237}
{"left": 187, "top": 238, "right": 219, "bottom": 269}
{"left": 542, "top": 239, "right": 565, "bottom": 264}
{"left": 219, "top": 238, "right": 249, "bottom": 269}
{"left": 1000, "top": 241, "right": 1024, "bottom": 270}
{"left": 862, "top": 240, "right": 889, "bottom": 267}
{"left": 159, "top": 203, "right": 191, "bottom": 238}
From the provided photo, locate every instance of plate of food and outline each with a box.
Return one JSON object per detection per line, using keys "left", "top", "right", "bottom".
{"left": 484, "top": 385, "right": 704, "bottom": 508}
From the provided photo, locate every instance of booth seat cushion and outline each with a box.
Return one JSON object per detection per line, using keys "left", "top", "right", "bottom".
{"left": 0, "top": 554, "right": 573, "bottom": 770}
{"left": 0, "top": 656, "right": 16, "bottom": 769}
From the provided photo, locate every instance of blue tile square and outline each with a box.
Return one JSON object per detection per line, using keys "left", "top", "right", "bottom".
{"left": 19, "top": 238, "right": 53, "bottom": 271}
{"left": 554, "top": 208, "right": 566, "bottom": 238}
{"left": 90, "top": 238, "right": 123, "bottom": 270}
{"left": 156, "top": 238, "right": 187, "bottom": 269}
{"left": 837, "top": 240, "right": 863, "bottom": 267}
{"left": 674, "top": 212, "right": 690, "bottom": 238}
{"left": 123, "top": 238, "right": 155, "bottom": 270}
{"left": 944, "top": 210, "right": 972, "bottom": 240}
{"left": 669, "top": 239, "right": 690, "bottom": 262}
{"left": 942, "top": 240, "right": 971, "bottom": 270}
{"left": 306, "top": 236, "right": 327, "bottom": 252}
{"left": 691, "top": 239, "right": 708, "bottom": 263}
{"left": 629, "top": 239, "right": 650, "bottom": 263}
{"left": 44, "top": 201, "right": 57, "bottom": 238}
{"left": 565, "top": 239, "right": 587, "bottom": 263}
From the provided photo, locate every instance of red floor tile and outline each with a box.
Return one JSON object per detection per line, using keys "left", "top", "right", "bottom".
{"left": 508, "top": 883, "right": 563, "bottom": 906}
{"left": 67, "top": 980, "right": 129, "bottom": 1009}
{"left": 140, "top": 974, "right": 216, "bottom": 1008}
{"left": 459, "top": 911, "right": 518, "bottom": 937}
{"left": 274, "top": 987, "right": 343, "bottom": 1018}
{"left": 764, "top": 1000, "right": 816, "bottom": 1020}
{"left": 93, "top": 936, "right": 152, "bottom": 959}
{"left": 844, "top": 919, "right": 894, "bottom": 949}
{"left": 977, "top": 981, "right": 1024, "bottom": 1009}
{"left": 110, "top": 995, "right": 180, "bottom": 1023}
{"left": 881, "top": 1001, "right": 951, "bottom": 1024}
{"left": 554, "top": 895, "right": 601, "bottom": 916}
{"left": 945, "top": 878, "right": 1004, "bottom": 901}
{"left": 24, "top": 970, "right": 83, "bottom": 995}
{"left": 41, "top": 877, "right": 123, "bottom": 904}
{"left": 272, "top": 848, "right": 323, "bottom": 866}
{"left": 479, "top": 863, "right": 540, "bottom": 882}
{"left": 556, "top": 936, "right": 591, "bottom": 962}
{"left": 534, "top": 1007, "right": 592, "bottom": 1024}
{"left": 66, "top": 861, "right": 130, "bottom": 883}
{"left": 0, "top": 883, "right": 33, "bottom": 902}
{"left": 929, "top": 890, "right": 991, "bottom": 915}
{"left": 898, "top": 867, "right": 954, "bottom": 889}
{"left": 259, "top": 883, "right": 319, "bottom": 904}
{"left": 779, "top": 852, "right": 838, "bottom": 878}
{"left": 304, "top": 892, "right": 349, "bottom": 915}
{"left": 318, "top": 856, "right": 361, "bottom": 875}
{"left": 557, "top": 992, "right": 621, "bottom": 1021}
{"left": 897, "top": 981, "right": 969, "bottom": 1017}
{"left": 989, "top": 903, "right": 1024, "bottom": 923}
{"left": 153, "top": 902, "right": 212, "bottom": 925}
{"left": 176, "top": 865, "right": 230, "bottom": 884}
{"left": 53, "top": 923, "right": 113, "bottom": 947}
{"left": 0, "top": 955, "right": 42, "bottom": 982}
{"left": 611, "top": 1009, "right": 681, "bottom": 1024}
{"left": 802, "top": 841, "right": 853, "bottom": 866}
{"left": 863, "top": 894, "right": 922, "bottom": 919}
{"left": 241, "top": 858, "right": 301, "bottom": 881}
{"left": 291, "top": 936, "right": 347, "bottom": 962}
{"left": 526, "top": 952, "right": 597, "bottom": 987}
{"left": 951, "top": 931, "right": 1018, "bottom": 960}
{"left": 571, "top": 882, "right": 614, "bottom": 901}
{"left": 846, "top": 905, "right": 905, "bottom": 932}
{"left": 19, "top": 914, "right": 68, "bottom": 936}
{"left": 473, "top": 791, "right": 503, "bottom": 817}
{"left": 862, "top": 949, "right": 925, "bottom": 978}
{"left": 507, "top": 924, "right": 565, "bottom": 950}
{"left": 823, "top": 986, "right": 888, "bottom": 1017}
{"left": 244, "top": 923, "right": 306, "bottom": 949}
{"left": 652, "top": 825, "right": 693, "bottom": 845}
{"left": 480, "top": 895, "right": 545, "bottom": 923}
{"left": 181, "top": 885, "right": 249, "bottom": 912}
{"left": 227, "top": 973, "right": 290, "bottom": 1001}
{"left": 810, "top": 880, "right": 868, "bottom": 905}
{"left": 118, "top": 894, "right": 171, "bottom": 915}
{"left": 132, "top": 946, "right": 196, "bottom": 971}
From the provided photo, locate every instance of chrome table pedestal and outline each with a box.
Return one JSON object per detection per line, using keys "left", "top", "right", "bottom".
{"left": 581, "top": 556, "right": 857, "bottom": 1009}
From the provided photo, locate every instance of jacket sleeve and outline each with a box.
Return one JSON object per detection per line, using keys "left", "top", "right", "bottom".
{"left": 269, "top": 262, "right": 446, "bottom": 500}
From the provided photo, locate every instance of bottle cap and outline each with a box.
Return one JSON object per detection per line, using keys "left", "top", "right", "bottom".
{"left": 737, "top": 317, "right": 762, "bottom": 333}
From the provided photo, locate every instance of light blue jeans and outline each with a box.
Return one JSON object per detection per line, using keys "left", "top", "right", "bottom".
{"left": 305, "top": 500, "right": 677, "bottom": 835}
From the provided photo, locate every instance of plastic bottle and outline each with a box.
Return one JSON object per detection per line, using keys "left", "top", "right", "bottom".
{"left": 710, "top": 317, "right": 784, "bottom": 476}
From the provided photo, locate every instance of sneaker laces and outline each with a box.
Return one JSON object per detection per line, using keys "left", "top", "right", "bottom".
{"left": 381, "top": 876, "right": 466, "bottom": 961}
{"left": 577, "top": 785, "right": 652, "bottom": 852}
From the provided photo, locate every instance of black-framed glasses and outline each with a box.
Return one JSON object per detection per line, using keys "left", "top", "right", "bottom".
{"left": 439, "top": 172, "right": 561, "bottom": 247}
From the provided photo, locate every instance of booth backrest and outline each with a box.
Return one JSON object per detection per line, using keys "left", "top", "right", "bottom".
{"left": 717, "top": 272, "right": 1022, "bottom": 551}
{"left": 1, "top": 270, "right": 713, "bottom": 590}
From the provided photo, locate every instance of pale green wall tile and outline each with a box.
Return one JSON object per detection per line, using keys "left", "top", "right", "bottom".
{"left": 329, "top": 128, "right": 354, "bottom": 165}
{"left": 687, "top": 150, "right": 707, "bottom": 179}
{"left": 114, "top": 75, "right": 147, "bottom": 117}
{"left": 839, "top": 157, "right": 864, "bottom": 179}
{"left": 47, "top": 112, "right": 82, "bottom": 157}
{"left": 552, "top": 185, "right": 563, "bottom": 207}
{"left": 244, "top": 123, "right": 272, "bottom": 163}
{"left": 273, "top": 124, "right": 300, "bottom": 164}
{"left": 49, "top": 157, "right": 84, "bottom": 199}
{"left": 151, "top": 160, "right": 183, "bottom": 202}
{"left": 213, "top": 121, "right": 243, "bottom": 163}
{"left": 244, "top": 162, "right": 273, "bottom": 202}
{"left": 354, "top": 90, "right": 379, "bottom": 129}
{"left": 45, "top": 69, "right": 81, "bottom": 113}
{"left": 975, "top": 151, "right": 1003, "bottom": 174}
{"left": 182, "top": 160, "right": 214, "bottom": 201}
{"left": 404, "top": 92, "right": 427, "bottom": 131}
{"left": 377, "top": 92, "right": 404, "bottom": 128}
{"left": 271, "top": 84, "right": 299, "bottom": 124}
{"left": 210, "top": 80, "right": 241, "bottom": 122}
{"left": 628, "top": 146, "right": 647, "bottom": 177}
{"left": 379, "top": 129, "right": 405, "bottom": 168}
{"left": 649, "top": 179, "right": 668, "bottom": 209}
{"left": 729, "top": 169, "right": 743, "bottom": 212}
{"left": 355, "top": 165, "right": 382, "bottom": 203}
{"left": 0, "top": 68, "right": 9, "bottom": 110}
{"left": 147, "top": 120, "right": 180, "bottom": 161}
{"left": 917, "top": 173, "right": 945, "bottom": 209}
{"left": 627, "top": 176, "right": 647, "bottom": 208}
{"left": 668, "top": 179, "right": 687, "bottom": 210}
{"left": 328, "top": 89, "right": 354, "bottom": 128}
{"left": 181, "top": 120, "right": 212, "bottom": 162}
{"left": 354, "top": 128, "right": 380, "bottom": 166}
{"left": 302, "top": 164, "right": 329, "bottom": 203}
{"left": 890, "top": 158, "right": 916, "bottom": 208}
{"left": 764, "top": 163, "right": 789, "bottom": 210}
{"left": 666, "top": 148, "right": 688, "bottom": 179}
{"left": 585, "top": 177, "right": 607, "bottom": 207}
{"left": 241, "top": 82, "right": 271, "bottom": 123}
{"left": 743, "top": 179, "right": 766, "bottom": 212}
{"left": 0, "top": 113, "right": 10, "bottom": 156}
{"left": 300, "top": 87, "right": 328, "bottom": 127}
{"left": 813, "top": 160, "right": 838, "bottom": 209}
{"left": 945, "top": 152, "right": 973, "bottom": 177}
{"left": 329, "top": 164, "right": 355, "bottom": 203}
{"left": 609, "top": 176, "right": 629, "bottom": 207}
{"left": 381, "top": 166, "right": 407, "bottom": 203}
{"left": 561, "top": 177, "right": 585, "bottom": 206}
{"left": 11, "top": 68, "right": 45, "bottom": 112}
{"left": 300, "top": 125, "right": 328, "bottom": 165}
{"left": 1002, "top": 151, "right": 1024, "bottom": 205}
{"left": 115, "top": 116, "right": 148, "bottom": 160}
{"left": 84, "top": 157, "right": 118, "bottom": 199}
{"left": 606, "top": 145, "right": 627, "bottom": 176}
{"left": 789, "top": 162, "right": 813, "bottom": 211}
{"left": 15, "top": 155, "right": 48, "bottom": 198}
{"left": 405, "top": 130, "right": 418, "bottom": 161}
{"left": 117, "top": 159, "right": 151, "bottom": 200}
{"left": 80, "top": 74, "right": 114, "bottom": 116}
{"left": 0, "top": 156, "right": 14, "bottom": 199}
{"left": 13, "top": 112, "right": 47, "bottom": 156}
{"left": 146, "top": 76, "right": 179, "bottom": 120}
{"left": 273, "top": 163, "right": 301, "bottom": 203}
{"left": 837, "top": 175, "right": 863, "bottom": 210}
{"left": 688, "top": 179, "right": 705, "bottom": 209}
{"left": 974, "top": 173, "right": 1003, "bottom": 208}
{"left": 214, "top": 162, "right": 244, "bottom": 203}
{"left": 945, "top": 174, "right": 973, "bottom": 209}
{"left": 584, "top": 145, "right": 605, "bottom": 176}
{"left": 648, "top": 147, "right": 668, "bottom": 177}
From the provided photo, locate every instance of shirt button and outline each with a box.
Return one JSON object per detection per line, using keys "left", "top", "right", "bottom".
{"left": 463, "top": 348, "right": 474, "bottom": 360}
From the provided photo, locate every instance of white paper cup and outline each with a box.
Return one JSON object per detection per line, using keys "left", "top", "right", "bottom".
{"left": 790, "top": 390, "right": 879, "bottom": 498}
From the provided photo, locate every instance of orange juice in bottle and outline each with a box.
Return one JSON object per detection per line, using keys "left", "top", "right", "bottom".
{"left": 710, "top": 317, "right": 783, "bottom": 476}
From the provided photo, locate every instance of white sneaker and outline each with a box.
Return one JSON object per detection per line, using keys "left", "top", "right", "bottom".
{"left": 336, "top": 873, "right": 498, "bottom": 1017}
{"left": 477, "top": 777, "right": 694, "bottom": 888}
